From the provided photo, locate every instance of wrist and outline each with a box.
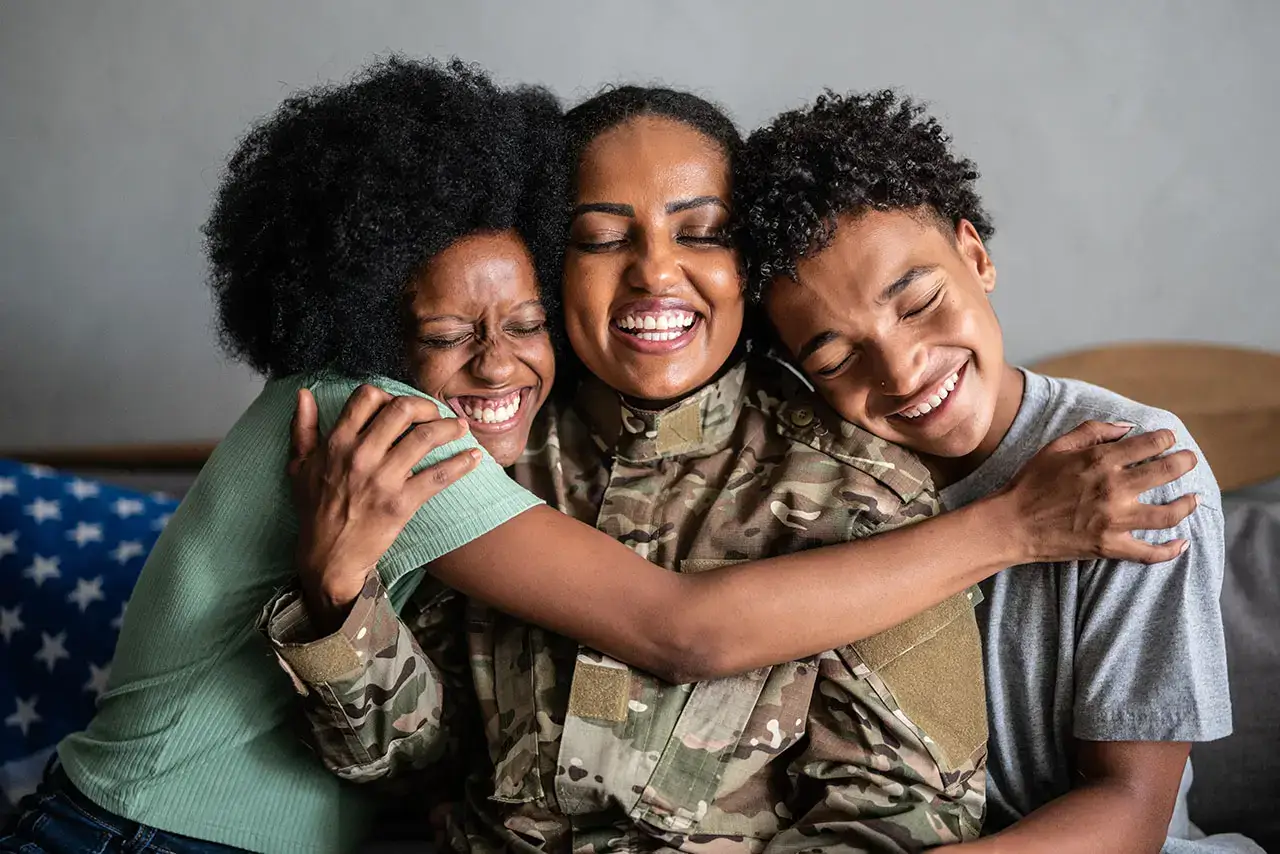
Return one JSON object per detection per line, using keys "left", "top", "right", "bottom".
{"left": 298, "top": 562, "right": 367, "bottom": 635}
{"left": 967, "top": 491, "right": 1038, "bottom": 568}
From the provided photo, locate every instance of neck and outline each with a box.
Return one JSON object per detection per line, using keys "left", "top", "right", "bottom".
{"left": 621, "top": 347, "right": 745, "bottom": 412}
{"left": 924, "top": 362, "right": 1024, "bottom": 487}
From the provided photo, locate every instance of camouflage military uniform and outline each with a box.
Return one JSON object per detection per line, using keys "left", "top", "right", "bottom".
{"left": 263, "top": 356, "right": 988, "bottom": 853}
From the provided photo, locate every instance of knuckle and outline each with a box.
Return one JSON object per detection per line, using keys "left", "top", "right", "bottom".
{"left": 349, "top": 445, "right": 377, "bottom": 476}
{"left": 388, "top": 396, "right": 416, "bottom": 419}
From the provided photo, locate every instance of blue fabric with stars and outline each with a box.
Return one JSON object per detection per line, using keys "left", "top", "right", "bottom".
{"left": 0, "top": 459, "right": 176, "bottom": 792}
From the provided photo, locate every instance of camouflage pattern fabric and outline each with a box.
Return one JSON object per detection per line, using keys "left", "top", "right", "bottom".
{"left": 263, "top": 356, "right": 987, "bottom": 853}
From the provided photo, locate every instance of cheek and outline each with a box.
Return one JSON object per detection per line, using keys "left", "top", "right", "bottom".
{"left": 411, "top": 353, "right": 467, "bottom": 396}
{"left": 825, "top": 380, "right": 874, "bottom": 426}
{"left": 522, "top": 338, "right": 557, "bottom": 388}
{"left": 698, "top": 265, "right": 745, "bottom": 329}
{"left": 562, "top": 257, "right": 620, "bottom": 330}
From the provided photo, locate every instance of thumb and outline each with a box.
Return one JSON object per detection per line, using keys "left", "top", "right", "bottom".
{"left": 1046, "top": 419, "right": 1135, "bottom": 453}
{"left": 291, "top": 388, "right": 320, "bottom": 462}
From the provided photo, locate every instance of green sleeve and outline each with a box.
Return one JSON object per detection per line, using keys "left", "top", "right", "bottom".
{"left": 307, "top": 374, "right": 543, "bottom": 600}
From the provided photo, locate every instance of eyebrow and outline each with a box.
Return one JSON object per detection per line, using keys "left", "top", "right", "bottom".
{"left": 666, "top": 195, "right": 728, "bottom": 214}
{"left": 795, "top": 330, "right": 841, "bottom": 366}
{"left": 570, "top": 202, "right": 634, "bottom": 219}
{"left": 879, "top": 265, "right": 939, "bottom": 303}
{"left": 416, "top": 299, "right": 544, "bottom": 324}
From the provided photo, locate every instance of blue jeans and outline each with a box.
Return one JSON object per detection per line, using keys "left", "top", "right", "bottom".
{"left": 2, "top": 765, "right": 246, "bottom": 854}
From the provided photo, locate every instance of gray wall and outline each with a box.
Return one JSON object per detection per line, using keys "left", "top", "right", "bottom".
{"left": 2, "top": 0, "right": 1277, "bottom": 449}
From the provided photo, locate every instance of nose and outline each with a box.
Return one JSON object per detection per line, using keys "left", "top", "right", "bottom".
{"left": 870, "top": 337, "right": 928, "bottom": 398}
{"left": 470, "top": 336, "right": 517, "bottom": 387}
{"left": 625, "top": 234, "right": 682, "bottom": 294}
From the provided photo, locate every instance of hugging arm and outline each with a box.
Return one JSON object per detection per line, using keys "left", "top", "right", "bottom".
{"left": 289, "top": 387, "right": 1198, "bottom": 684}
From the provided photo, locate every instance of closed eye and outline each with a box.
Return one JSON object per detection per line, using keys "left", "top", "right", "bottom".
{"left": 678, "top": 231, "right": 732, "bottom": 248}
{"left": 814, "top": 352, "right": 856, "bottom": 378}
{"left": 572, "top": 238, "right": 627, "bottom": 253}
{"left": 903, "top": 286, "right": 944, "bottom": 319}
{"left": 506, "top": 321, "right": 547, "bottom": 336}
{"left": 419, "top": 333, "right": 471, "bottom": 349}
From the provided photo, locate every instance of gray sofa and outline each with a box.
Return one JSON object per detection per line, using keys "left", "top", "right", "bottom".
{"left": 1187, "top": 482, "right": 1280, "bottom": 851}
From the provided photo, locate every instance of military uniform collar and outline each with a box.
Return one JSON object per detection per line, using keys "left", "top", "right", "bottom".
{"left": 575, "top": 359, "right": 749, "bottom": 462}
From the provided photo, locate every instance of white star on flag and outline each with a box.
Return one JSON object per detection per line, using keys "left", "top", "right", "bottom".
{"left": 22, "top": 555, "right": 61, "bottom": 586}
{"left": 67, "top": 576, "right": 105, "bottom": 612}
{"left": 66, "top": 478, "right": 101, "bottom": 500}
{"left": 0, "top": 477, "right": 16, "bottom": 497}
{"left": 0, "top": 530, "right": 17, "bottom": 560}
{"left": 84, "top": 663, "right": 112, "bottom": 699}
{"left": 66, "top": 521, "right": 104, "bottom": 547}
{"left": 5, "top": 696, "right": 41, "bottom": 737}
{"left": 152, "top": 513, "right": 173, "bottom": 531}
{"left": 111, "top": 498, "right": 145, "bottom": 519}
{"left": 0, "top": 605, "right": 24, "bottom": 643}
{"left": 110, "top": 601, "right": 128, "bottom": 631}
{"left": 34, "top": 631, "right": 70, "bottom": 672}
{"left": 24, "top": 464, "right": 54, "bottom": 479}
{"left": 111, "top": 540, "right": 145, "bottom": 565}
{"left": 24, "top": 498, "right": 61, "bottom": 524}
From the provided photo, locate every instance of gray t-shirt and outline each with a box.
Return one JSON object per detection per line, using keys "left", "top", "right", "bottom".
{"left": 940, "top": 370, "right": 1253, "bottom": 852}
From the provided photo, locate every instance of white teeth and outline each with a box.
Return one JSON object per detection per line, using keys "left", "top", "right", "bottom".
{"left": 459, "top": 392, "right": 521, "bottom": 425}
{"left": 616, "top": 311, "right": 696, "bottom": 333}
{"left": 899, "top": 369, "right": 963, "bottom": 420}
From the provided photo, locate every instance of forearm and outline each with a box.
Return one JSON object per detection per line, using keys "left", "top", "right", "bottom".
{"left": 947, "top": 782, "right": 1169, "bottom": 854}
{"left": 429, "top": 495, "right": 1026, "bottom": 683}
{"left": 951, "top": 741, "right": 1188, "bottom": 854}
{"left": 680, "top": 494, "right": 1025, "bottom": 676}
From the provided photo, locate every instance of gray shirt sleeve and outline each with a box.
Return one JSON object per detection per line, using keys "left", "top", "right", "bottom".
{"left": 1071, "top": 409, "right": 1232, "bottom": 742}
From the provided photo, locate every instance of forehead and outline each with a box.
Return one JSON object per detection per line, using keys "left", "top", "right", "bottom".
{"left": 576, "top": 116, "right": 729, "bottom": 201}
{"left": 413, "top": 230, "right": 539, "bottom": 311}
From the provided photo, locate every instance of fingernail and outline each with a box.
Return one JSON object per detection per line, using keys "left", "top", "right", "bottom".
{"left": 1193, "top": 493, "right": 1202, "bottom": 507}
{"left": 1179, "top": 540, "right": 1190, "bottom": 555}
{"left": 1111, "top": 421, "right": 1137, "bottom": 429}
{"left": 468, "top": 449, "right": 482, "bottom": 462}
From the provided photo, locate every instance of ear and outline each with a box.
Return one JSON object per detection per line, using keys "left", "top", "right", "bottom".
{"left": 955, "top": 219, "right": 996, "bottom": 294}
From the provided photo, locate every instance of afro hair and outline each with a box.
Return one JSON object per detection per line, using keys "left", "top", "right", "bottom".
{"left": 203, "top": 56, "right": 567, "bottom": 380}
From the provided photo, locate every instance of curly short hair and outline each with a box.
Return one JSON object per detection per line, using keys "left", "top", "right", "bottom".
{"left": 736, "top": 89, "right": 994, "bottom": 302}
{"left": 203, "top": 57, "right": 567, "bottom": 379}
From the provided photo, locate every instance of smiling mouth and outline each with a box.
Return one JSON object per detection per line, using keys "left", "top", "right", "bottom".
{"left": 612, "top": 308, "right": 699, "bottom": 342}
{"left": 449, "top": 387, "right": 532, "bottom": 432}
{"left": 892, "top": 361, "right": 967, "bottom": 422}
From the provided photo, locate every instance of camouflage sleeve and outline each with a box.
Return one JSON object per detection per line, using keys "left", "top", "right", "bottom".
{"left": 259, "top": 573, "right": 454, "bottom": 782}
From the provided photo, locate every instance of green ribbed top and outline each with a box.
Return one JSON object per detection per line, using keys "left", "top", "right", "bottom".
{"left": 58, "top": 373, "right": 542, "bottom": 853}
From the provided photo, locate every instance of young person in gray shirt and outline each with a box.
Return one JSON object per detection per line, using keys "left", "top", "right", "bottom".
{"left": 740, "top": 89, "right": 1261, "bottom": 852}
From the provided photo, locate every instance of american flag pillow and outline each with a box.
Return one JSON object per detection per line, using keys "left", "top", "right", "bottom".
{"left": 0, "top": 458, "right": 177, "bottom": 812}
